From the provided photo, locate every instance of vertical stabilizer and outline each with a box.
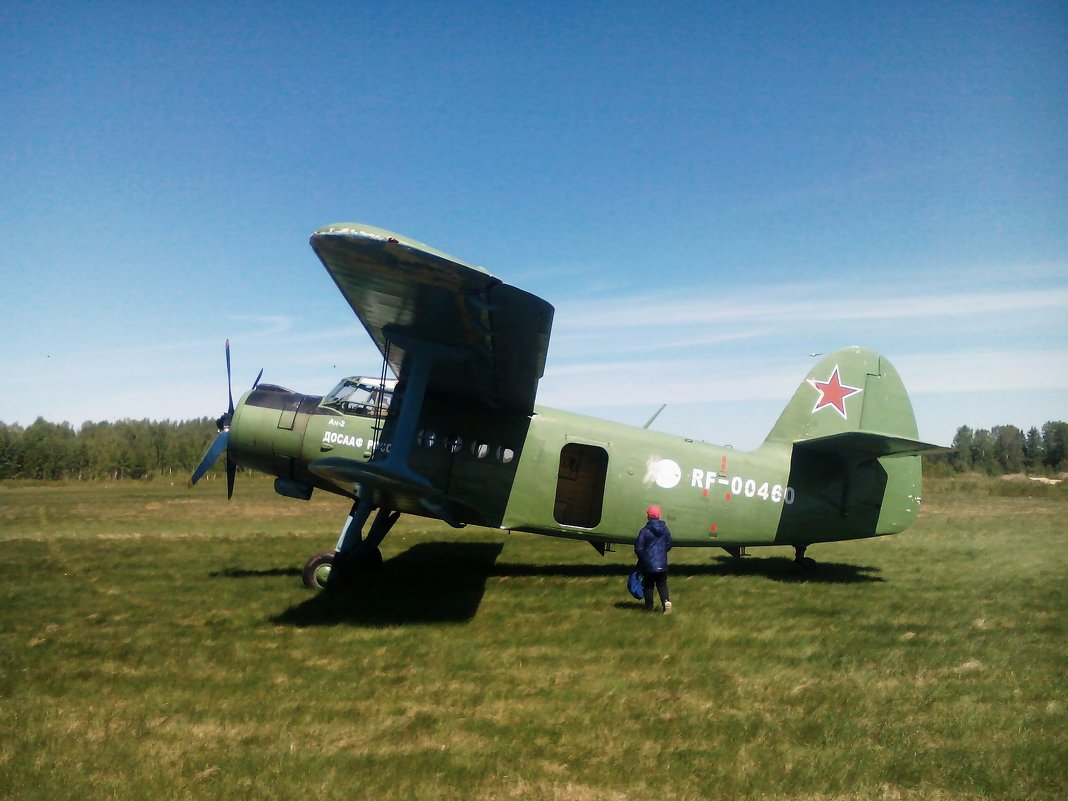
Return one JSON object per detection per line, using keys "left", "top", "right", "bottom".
{"left": 764, "top": 347, "right": 938, "bottom": 544}
{"left": 763, "top": 347, "right": 919, "bottom": 446}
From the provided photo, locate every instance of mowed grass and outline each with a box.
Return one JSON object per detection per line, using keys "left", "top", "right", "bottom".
{"left": 0, "top": 476, "right": 1065, "bottom": 800}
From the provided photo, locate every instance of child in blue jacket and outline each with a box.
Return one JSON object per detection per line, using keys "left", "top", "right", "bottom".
{"left": 635, "top": 505, "right": 672, "bottom": 613}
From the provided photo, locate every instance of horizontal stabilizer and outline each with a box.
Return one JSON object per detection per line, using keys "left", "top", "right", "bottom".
{"left": 794, "top": 431, "right": 946, "bottom": 459}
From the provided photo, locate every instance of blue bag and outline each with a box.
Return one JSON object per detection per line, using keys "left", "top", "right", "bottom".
{"left": 627, "top": 569, "right": 644, "bottom": 600}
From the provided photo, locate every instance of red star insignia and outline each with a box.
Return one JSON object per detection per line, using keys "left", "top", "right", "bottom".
{"left": 807, "top": 365, "right": 863, "bottom": 419}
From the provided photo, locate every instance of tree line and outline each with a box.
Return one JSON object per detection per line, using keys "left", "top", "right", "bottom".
{"left": 940, "top": 421, "right": 1068, "bottom": 475}
{"left": 0, "top": 418, "right": 220, "bottom": 481}
{"left": 1, "top": 416, "right": 1066, "bottom": 481}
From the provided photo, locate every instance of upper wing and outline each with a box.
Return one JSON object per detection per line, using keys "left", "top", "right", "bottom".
{"left": 310, "top": 224, "right": 554, "bottom": 415}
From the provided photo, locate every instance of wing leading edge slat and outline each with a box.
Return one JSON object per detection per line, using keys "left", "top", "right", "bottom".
{"left": 310, "top": 224, "right": 554, "bottom": 415}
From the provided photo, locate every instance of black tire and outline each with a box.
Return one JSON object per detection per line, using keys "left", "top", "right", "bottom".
{"left": 357, "top": 546, "right": 383, "bottom": 571}
{"left": 302, "top": 550, "right": 336, "bottom": 589}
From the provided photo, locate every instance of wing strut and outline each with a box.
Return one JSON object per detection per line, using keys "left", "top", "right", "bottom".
{"left": 308, "top": 327, "right": 480, "bottom": 524}
{"left": 354, "top": 325, "right": 470, "bottom": 492}
{"left": 370, "top": 340, "right": 392, "bottom": 449}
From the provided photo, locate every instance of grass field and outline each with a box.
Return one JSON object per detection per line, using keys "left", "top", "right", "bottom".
{"left": 1, "top": 475, "right": 1065, "bottom": 800}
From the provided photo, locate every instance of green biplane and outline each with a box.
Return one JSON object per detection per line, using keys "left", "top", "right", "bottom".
{"left": 190, "top": 223, "right": 941, "bottom": 588}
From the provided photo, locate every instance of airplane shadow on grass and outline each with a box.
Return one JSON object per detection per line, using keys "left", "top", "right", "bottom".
{"left": 212, "top": 566, "right": 302, "bottom": 579}
{"left": 494, "top": 556, "right": 883, "bottom": 584}
{"left": 703, "top": 555, "right": 884, "bottom": 584}
{"left": 216, "top": 543, "right": 882, "bottom": 628}
{"left": 269, "top": 542, "right": 505, "bottom": 628}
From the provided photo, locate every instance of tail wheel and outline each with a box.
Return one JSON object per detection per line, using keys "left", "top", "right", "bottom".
{"left": 302, "top": 550, "right": 336, "bottom": 589}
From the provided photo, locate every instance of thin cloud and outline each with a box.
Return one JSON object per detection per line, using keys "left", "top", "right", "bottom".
{"left": 539, "top": 348, "right": 1068, "bottom": 410}
{"left": 553, "top": 285, "right": 1068, "bottom": 331}
{"left": 548, "top": 327, "right": 767, "bottom": 357}
{"left": 228, "top": 314, "right": 293, "bottom": 337}
{"left": 894, "top": 349, "right": 1068, "bottom": 395}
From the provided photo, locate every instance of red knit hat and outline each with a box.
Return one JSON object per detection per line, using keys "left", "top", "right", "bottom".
{"left": 646, "top": 505, "right": 661, "bottom": 519}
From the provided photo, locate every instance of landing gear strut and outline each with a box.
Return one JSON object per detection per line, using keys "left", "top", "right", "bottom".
{"left": 302, "top": 499, "right": 400, "bottom": 590}
{"left": 793, "top": 544, "right": 816, "bottom": 570}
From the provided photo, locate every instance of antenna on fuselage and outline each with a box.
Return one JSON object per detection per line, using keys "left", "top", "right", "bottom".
{"left": 642, "top": 403, "right": 667, "bottom": 430}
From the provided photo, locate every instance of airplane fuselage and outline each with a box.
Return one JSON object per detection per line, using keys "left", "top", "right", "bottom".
{"left": 188, "top": 225, "right": 937, "bottom": 583}
{"left": 228, "top": 381, "right": 922, "bottom": 551}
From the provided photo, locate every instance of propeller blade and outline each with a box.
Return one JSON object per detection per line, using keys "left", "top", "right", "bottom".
{"left": 190, "top": 340, "right": 252, "bottom": 497}
{"left": 252, "top": 368, "right": 263, "bottom": 390}
{"left": 225, "top": 339, "right": 235, "bottom": 415}
{"left": 189, "top": 429, "right": 229, "bottom": 486}
{"left": 226, "top": 455, "right": 237, "bottom": 500}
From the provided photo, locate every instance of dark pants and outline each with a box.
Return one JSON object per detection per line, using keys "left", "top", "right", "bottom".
{"left": 642, "top": 570, "right": 669, "bottom": 610}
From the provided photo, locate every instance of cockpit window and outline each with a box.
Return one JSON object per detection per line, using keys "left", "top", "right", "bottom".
{"left": 322, "top": 377, "right": 396, "bottom": 416}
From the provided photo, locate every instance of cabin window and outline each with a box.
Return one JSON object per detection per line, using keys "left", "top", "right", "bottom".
{"left": 497, "top": 446, "right": 514, "bottom": 464}
{"left": 446, "top": 435, "right": 463, "bottom": 454}
{"left": 471, "top": 441, "right": 489, "bottom": 459}
{"left": 418, "top": 429, "right": 437, "bottom": 448}
{"left": 553, "top": 443, "right": 608, "bottom": 528}
{"left": 322, "top": 377, "right": 396, "bottom": 416}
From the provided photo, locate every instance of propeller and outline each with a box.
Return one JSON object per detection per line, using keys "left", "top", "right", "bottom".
{"left": 189, "top": 340, "right": 262, "bottom": 499}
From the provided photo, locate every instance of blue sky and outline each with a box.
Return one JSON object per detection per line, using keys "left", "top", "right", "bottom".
{"left": 2, "top": 1, "right": 1065, "bottom": 450}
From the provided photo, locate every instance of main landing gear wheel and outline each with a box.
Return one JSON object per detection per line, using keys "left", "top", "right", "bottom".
{"left": 302, "top": 550, "right": 336, "bottom": 589}
{"left": 302, "top": 547, "right": 384, "bottom": 590}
